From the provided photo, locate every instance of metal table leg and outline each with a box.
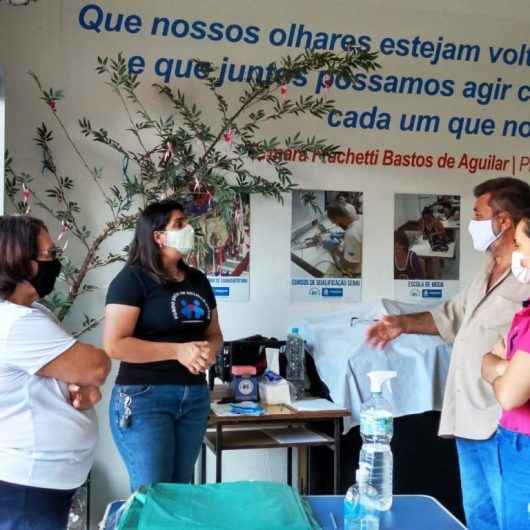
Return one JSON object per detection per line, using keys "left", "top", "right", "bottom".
{"left": 307, "top": 446, "right": 311, "bottom": 495}
{"left": 298, "top": 447, "right": 307, "bottom": 494}
{"left": 287, "top": 447, "right": 293, "bottom": 486}
{"left": 200, "top": 442, "right": 206, "bottom": 484}
{"left": 216, "top": 424, "right": 223, "bottom": 483}
{"left": 334, "top": 418, "right": 341, "bottom": 494}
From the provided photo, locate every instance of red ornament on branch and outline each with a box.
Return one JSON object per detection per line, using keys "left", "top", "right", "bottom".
{"left": 58, "top": 221, "right": 70, "bottom": 241}
{"left": 323, "top": 73, "right": 333, "bottom": 94}
{"left": 223, "top": 128, "right": 233, "bottom": 145}
{"left": 21, "top": 184, "right": 32, "bottom": 213}
{"left": 160, "top": 141, "right": 174, "bottom": 166}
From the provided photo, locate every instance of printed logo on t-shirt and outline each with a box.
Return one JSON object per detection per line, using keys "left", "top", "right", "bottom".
{"left": 171, "top": 292, "right": 211, "bottom": 323}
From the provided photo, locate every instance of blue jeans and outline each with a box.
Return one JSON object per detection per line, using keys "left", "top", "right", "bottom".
{"left": 0, "top": 480, "right": 75, "bottom": 530}
{"left": 456, "top": 436, "right": 502, "bottom": 530}
{"left": 497, "top": 426, "right": 530, "bottom": 530}
{"left": 109, "top": 383, "right": 210, "bottom": 492}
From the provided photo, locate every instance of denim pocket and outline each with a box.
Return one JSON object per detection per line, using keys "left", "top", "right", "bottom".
{"left": 117, "top": 384, "right": 152, "bottom": 398}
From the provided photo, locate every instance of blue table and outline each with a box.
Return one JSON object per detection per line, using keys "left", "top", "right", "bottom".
{"left": 309, "top": 495, "right": 466, "bottom": 530}
{"left": 101, "top": 494, "right": 466, "bottom": 530}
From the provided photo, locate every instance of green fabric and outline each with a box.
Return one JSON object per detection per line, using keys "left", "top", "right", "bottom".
{"left": 116, "top": 481, "right": 321, "bottom": 530}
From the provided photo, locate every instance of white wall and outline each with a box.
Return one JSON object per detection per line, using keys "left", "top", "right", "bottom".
{"left": 395, "top": 194, "right": 421, "bottom": 230}
{"left": 292, "top": 191, "right": 326, "bottom": 233}
{"left": 2, "top": 1, "right": 530, "bottom": 526}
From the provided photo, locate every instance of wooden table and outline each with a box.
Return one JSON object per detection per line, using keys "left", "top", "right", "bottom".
{"left": 200, "top": 387, "right": 350, "bottom": 494}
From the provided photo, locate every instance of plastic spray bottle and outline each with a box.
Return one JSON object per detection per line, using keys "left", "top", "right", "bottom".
{"left": 359, "top": 370, "right": 397, "bottom": 511}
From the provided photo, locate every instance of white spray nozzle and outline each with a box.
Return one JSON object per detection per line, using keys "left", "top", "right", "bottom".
{"left": 367, "top": 370, "right": 397, "bottom": 393}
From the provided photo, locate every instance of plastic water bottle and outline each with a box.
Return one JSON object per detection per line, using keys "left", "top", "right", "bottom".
{"left": 359, "top": 370, "right": 397, "bottom": 511}
{"left": 344, "top": 471, "right": 363, "bottom": 530}
{"left": 285, "top": 328, "right": 305, "bottom": 400}
{"left": 344, "top": 466, "right": 380, "bottom": 530}
{"left": 344, "top": 477, "right": 360, "bottom": 529}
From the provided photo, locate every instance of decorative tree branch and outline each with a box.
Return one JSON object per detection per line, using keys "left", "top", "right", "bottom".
{"left": 29, "top": 71, "right": 117, "bottom": 219}
{"left": 57, "top": 212, "right": 136, "bottom": 321}
{"left": 6, "top": 48, "right": 380, "bottom": 334}
{"left": 72, "top": 314, "right": 105, "bottom": 339}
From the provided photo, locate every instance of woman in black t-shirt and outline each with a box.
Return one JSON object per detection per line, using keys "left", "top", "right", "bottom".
{"left": 104, "top": 200, "right": 223, "bottom": 491}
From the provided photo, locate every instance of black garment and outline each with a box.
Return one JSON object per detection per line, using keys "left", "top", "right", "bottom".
{"left": 31, "top": 259, "right": 62, "bottom": 298}
{"left": 106, "top": 264, "right": 216, "bottom": 386}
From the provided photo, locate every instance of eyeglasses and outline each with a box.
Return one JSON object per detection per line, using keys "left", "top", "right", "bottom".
{"left": 35, "top": 246, "right": 64, "bottom": 260}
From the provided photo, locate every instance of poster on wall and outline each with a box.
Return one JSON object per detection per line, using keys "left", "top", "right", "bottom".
{"left": 290, "top": 190, "right": 363, "bottom": 302}
{"left": 186, "top": 194, "right": 250, "bottom": 301}
{"left": 393, "top": 193, "right": 461, "bottom": 301}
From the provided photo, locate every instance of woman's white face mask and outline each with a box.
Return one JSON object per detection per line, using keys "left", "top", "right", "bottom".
{"left": 164, "top": 224, "right": 195, "bottom": 255}
{"left": 468, "top": 219, "right": 503, "bottom": 252}
{"left": 511, "top": 250, "right": 530, "bottom": 284}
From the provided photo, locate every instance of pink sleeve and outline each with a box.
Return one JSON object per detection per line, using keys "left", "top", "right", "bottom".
{"left": 516, "top": 325, "right": 530, "bottom": 355}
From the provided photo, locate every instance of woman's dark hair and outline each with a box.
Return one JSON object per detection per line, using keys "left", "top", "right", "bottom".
{"left": 128, "top": 200, "right": 189, "bottom": 282}
{"left": 0, "top": 215, "right": 47, "bottom": 297}
{"left": 421, "top": 207, "right": 433, "bottom": 217}
{"left": 394, "top": 230, "right": 410, "bottom": 251}
{"left": 327, "top": 202, "right": 354, "bottom": 220}
{"left": 518, "top": 209, "right": 530, "bottom": 239}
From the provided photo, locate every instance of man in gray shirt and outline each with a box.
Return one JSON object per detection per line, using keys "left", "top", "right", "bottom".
{"left": 367, "top": 177, "right": 530, "bottom": 530}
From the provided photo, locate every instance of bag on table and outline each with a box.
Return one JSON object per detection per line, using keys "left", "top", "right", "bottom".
{"left": 115, "top": 481, "right": 320, "bottom": 530}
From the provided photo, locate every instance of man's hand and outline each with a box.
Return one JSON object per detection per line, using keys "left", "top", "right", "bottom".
{"left": 175, "top": 341, "right": 211, "bottom": 375}
{"left": 68, "top": 384, "right": 102, "bottom": 410}
{"left": 366, "top": 316, "right": 405, "bottom": 349}
{"left": 482, "top": 352, "right": 508, "bottom": 384}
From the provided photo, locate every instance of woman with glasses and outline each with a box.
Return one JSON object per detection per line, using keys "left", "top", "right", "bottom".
{"left": 0, "top": 215, "right": 110, "bottom": 530}
{"left": 104, "top": 200, "right": 223, "bottom": 491}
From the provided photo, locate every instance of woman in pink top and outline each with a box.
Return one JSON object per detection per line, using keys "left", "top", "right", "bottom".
{"left": 482, "top": 215, "right": 530, "bottom": 530}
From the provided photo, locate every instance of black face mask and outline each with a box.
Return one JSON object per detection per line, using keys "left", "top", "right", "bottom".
{"left": 30, "top": 259, "right": 62, "bottom": 298}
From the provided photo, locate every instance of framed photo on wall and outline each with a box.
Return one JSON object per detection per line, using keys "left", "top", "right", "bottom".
{"left": 393, "top": 193, "right": 461, "bottom": 301}
{"left": 290, "top": 189, "right": 363, "bottom": 302}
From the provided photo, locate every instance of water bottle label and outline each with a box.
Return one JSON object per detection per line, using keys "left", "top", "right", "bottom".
{"left": 360, "top": 413, "right": 392, "bottom": 436}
